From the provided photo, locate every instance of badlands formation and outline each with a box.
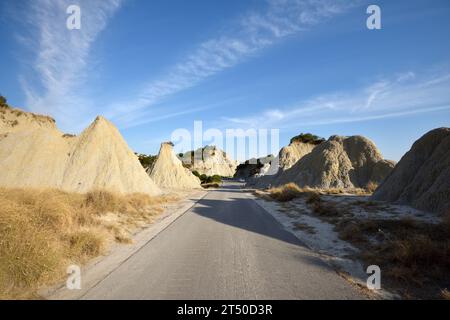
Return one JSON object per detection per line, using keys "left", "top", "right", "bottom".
{"left": 180, "top": 145, "right": 238, "bottom": 177}
{"left": 149, "top": 142, "right": 201, "bottom": 190}
{"left": 234, "top": 155, "right": 274, "bottom": 179}
{"left": 372, "top": 128, "right": 450, "bottom": 214}
{"left": 252, "top": 135, "right": 395, "bottom": 189}
{"left": 2, "top": 100, "right": 446, "bottom": 214}
{"left": 278, "top": 140, "right": 317, "bottom": 171}
{"left": 248, "top": 140, "right": 317, "bottom": 186}
{"left": 0, "top": 105, "right": 160, "bottom": 195}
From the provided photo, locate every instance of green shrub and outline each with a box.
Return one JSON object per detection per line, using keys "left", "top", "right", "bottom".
{"left": 290, "top": 133, "right": 325, "bottom": 145}
{"left": 135, "top": 153, "right": 157, "bottom": 170}
{"left": 194, "top": 172, "right": 222, "bottom": 185}
{"left": 202, "top": 183, "right": 220, "bottom": 189}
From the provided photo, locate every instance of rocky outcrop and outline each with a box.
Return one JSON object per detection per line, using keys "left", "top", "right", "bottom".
{"left": 149, "top": 143, "right": 201, "bottom": 190}
{"left": 371, "top": 128, "right": 450, "bottom": 214}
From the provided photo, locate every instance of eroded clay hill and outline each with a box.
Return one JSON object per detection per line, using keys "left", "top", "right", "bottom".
{"left": 180, "top": 145, "right": 238, "bottom": 177}
{"left": 371, "top": 128, "right": 450, "bottom": 214}
{"left": 149, "top": 142, "right": 201, "bottom": 190}
{"left": 0, "top": 105, "right": 161, "bottom": 195}
{"left": 249, "top": 141, "right": 317, "bottom": 187}
{"left": 255, "top": 135, "right": 394, "bottom": 189}
{"left": 276, "top": 135, "right": 395, "bottom": 189}
{"left": 278, "top": 141, "right": 317, "bottom": 171}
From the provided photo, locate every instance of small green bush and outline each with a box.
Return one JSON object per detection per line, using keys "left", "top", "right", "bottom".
{"left": 0, "top": 95, "right": 10, "bottom": 109}
{"left": 193, "top": 172, "right": 222, "bottom": 185}
{"left": 135, "top": 153, "right": 157, "bottom": 170}
{"left": 290, "top": 133, "right": 325, "bottom": 145}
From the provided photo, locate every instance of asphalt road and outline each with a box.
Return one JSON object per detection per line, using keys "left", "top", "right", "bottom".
{"left": 82, "top": 182, "right": 365, "bottom": 299}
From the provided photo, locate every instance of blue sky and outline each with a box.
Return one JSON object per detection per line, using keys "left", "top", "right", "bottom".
{"left": 0, "top": 0, "right": 449, "bottom": 161}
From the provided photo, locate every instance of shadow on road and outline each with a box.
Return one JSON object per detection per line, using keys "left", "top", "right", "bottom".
{"left": 190, "top": 193, "right": 302, "bottom": 247}
{"left": 188, "top": 189, "right": 335, "bottom": 272}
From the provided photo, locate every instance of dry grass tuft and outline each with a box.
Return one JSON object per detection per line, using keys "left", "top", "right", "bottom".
{"left": 252, "top": 190, "right": 272, "bottom": 201}
{"left": 336, "top": 217, "right": 450, "bottom": 298}
{"left": 441, "top": 288, "right": 450, "bottom": 300}
{"left": 66, "top": 230, "right": 105, "bottom": 261}
{"left": 266, "top": 183, "right": 317, "bottom": 202}
{"left": 0, "top": 187, "right": 175, "bottom": 299}
{"left": 259, "top": 183, "right": 376, "bottom": 202}
{"left": 323, "top": 188, "right": 345, "bottom": 195}
{"left": 365, "top": 181, "right": 378, "bottom": 193}
{"left": 267, "top": 183, "right": 304, "bottom": 202}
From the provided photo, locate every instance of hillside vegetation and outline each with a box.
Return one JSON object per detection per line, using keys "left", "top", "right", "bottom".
{"left": 135, "top": 153, "right": 158, "bottom": 170}
{"left": 192, "top": 171, "right": 222, "bottom": 188}
{"left": 290, "top": 133, "right": 325, "bottom": 145}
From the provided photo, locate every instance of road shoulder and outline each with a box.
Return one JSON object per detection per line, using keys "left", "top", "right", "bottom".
{"left": 41, "top": 190, "right": 208, "bottom": 300}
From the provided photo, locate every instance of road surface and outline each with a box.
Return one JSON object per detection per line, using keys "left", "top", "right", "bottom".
{"left": 82, "top": 182, "right": 364, "bottom": 299}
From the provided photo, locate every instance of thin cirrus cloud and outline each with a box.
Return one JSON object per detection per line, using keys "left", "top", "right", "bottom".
{"left": 221, "top": 70, "right": 450, "bottom": 129}
{"left": 18, "top": 0, "right": 122, "bottom": 131}
{"left": 107, "top": 0, "right": 360, "bottom": 128}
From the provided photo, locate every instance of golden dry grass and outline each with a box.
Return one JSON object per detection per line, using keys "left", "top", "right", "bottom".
{"left": 336, "top": 217, "right": 450, "bottom": 298}
{"left": 321, "top": 187, "right": 371, "bottom": 195}
{"left": 322, "top": 188, "right": 345, "bottom": 195}
{"left": 365, "top": 181, "right": 378, "bottom": 193}
{"left": 0, "top": 187, "right": 176, "bottom": 299}
{"left": 266, "top": 183, "right": 316, "bottom": 202}
{"left": 263, "top": 183, "right": 374, "bottom": 202}
{"left": 441, "top": 288, "right": 450, "bottom": 300}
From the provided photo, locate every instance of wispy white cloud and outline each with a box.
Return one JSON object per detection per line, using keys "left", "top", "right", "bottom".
{"left": 19, "top": 0, "right": 122, "bottom": 131}
{"left": 108, "top": 0, "right": 359, "bottom": 128}
{"left": 220, "top": 70, "right": 450, "bottom": 128}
